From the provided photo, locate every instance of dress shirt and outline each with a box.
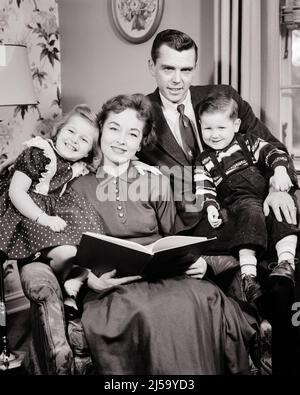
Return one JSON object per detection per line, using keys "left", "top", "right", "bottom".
{"left": 160, "top": 90, "right": 198, "bottom": 150}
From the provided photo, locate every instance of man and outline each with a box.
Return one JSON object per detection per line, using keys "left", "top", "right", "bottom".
{"left": 139, "top": 29, "right": 298, "bottom": 237}
{"left": 138, "top": 28, "right": 299, "bottom": 375}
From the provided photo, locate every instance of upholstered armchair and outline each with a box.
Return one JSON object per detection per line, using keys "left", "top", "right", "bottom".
{"left": 19, "top": 261, "right": 93, "bottom": 375}
{"left": 18, "top": 257, "right": 275, "bottom": 375}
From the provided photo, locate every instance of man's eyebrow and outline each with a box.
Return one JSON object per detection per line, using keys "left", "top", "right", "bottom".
{"left": 161, "top": 64, "right": 193, "bottom": 71}
{"left": 161, "top": 64, "right": 175, "bottom": 68}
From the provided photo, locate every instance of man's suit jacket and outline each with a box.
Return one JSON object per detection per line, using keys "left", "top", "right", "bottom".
{"left": 138, "top": 85, "right": 297, "bottom": 233}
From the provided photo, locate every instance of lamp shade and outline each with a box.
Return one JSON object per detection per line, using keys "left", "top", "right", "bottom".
{"left": 0, "top": 44, "right": 36, "bottom": 106}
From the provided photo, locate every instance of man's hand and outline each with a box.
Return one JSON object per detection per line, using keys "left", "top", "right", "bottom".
{"left": 270, "top": 166, "right": 293, "bottom": 192}
{"left": 185, "top": 257, "right": 207, "bottom": 279}
{"left": 263, "top": 190, "right": 297, "bottom": 225}
{"left": 207, "top": 205, "right": 222, "bottom": 228}
{"left": 87, "top": 269, "right": 142, "bottom": 293}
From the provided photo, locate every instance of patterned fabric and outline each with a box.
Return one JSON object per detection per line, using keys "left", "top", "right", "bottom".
{"left": 0, "top": 141, "right": 104, "bottom": 259}
{"left": 195, "top": 132, "right": 290, "bottom": 210}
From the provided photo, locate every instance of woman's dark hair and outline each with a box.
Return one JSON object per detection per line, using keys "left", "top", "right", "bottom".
{"left": 151, "top": 29, "right": 198, "bottom": 64}
{"left": 198, "top": 92, "right": 239, "bottom": 120}
{"left": 97, "top": 93, "right": 157, "bottom": 149}
{"left": 52, "top": 104, "right": 101, "bottom": 168}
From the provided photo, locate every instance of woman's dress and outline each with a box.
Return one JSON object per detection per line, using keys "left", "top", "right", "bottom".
{"left": 71, "top": 165, "right": 256, "bottom": 375}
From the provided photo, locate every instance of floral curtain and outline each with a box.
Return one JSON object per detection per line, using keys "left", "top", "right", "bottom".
{"left": 0, "top": 0, "right": 61, "bottom": 164}
{"left": 0, "top": 0, "right": 61, "bottom": 301}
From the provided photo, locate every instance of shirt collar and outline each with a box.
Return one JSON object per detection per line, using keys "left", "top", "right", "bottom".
{"left": 95, "top": 161, "right": 140, "bottom": 185}
{"left": 159, "top": 90, "right": 192, "bottom": 113}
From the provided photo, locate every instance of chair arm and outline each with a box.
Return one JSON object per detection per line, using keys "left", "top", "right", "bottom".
{"left": 19, "top": 261, "right": 63, "bottom": 303}
{"left": 19, "top": 262, "right": 74, "bottom": 375}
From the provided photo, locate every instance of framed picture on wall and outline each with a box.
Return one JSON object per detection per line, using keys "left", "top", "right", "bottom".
{"left": 110, "top": 0, "right": 164, "bottom": 44}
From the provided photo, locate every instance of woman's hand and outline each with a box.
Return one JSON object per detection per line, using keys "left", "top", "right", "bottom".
{"left": 87, "top": 269, "right": 142, "bottom": 293}
{"left": 71, "top": 161, "right": 90, "bottom": 178}
{"left": 185, "top": 257, "right": 207, "bottom": 279}
{"left": 132, "top": 160, "right": 162, "bottom": 176}
{"left": 263, "top": 189, "right": 297, "bottom": 225}
{"left": 207, "top": 205, "right": 222, "bottom": 228}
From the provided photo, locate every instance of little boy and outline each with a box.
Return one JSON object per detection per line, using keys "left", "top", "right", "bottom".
{"left": 195, "top": 91, "right": 299, "bottom": 304}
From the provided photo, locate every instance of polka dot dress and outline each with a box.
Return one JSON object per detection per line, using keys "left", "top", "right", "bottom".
{"left": 0, "top": 144, "right": 104, "bottom": 259}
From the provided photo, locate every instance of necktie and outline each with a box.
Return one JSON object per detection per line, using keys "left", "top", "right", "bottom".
{"left": 177, "top": 104, "right": 198, "bottom": 162}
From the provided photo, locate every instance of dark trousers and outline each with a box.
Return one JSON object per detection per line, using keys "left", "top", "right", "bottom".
{"left": 294, "top": 262, "right": 300, "bottom": 375}
{"left": 258, "top": 260, "right": 298, "bottom": 376}
{"left": 181, "top": 214, "right": 299, "bottom": 376}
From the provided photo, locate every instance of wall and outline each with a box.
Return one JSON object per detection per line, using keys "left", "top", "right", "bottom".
{"left": 58, "top": 0, "right": 214, "bottom": 112}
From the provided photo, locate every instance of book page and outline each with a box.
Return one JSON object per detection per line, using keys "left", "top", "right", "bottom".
{"left": 147, "top": 235, "right": 214, "bottom": 253}
{"left": 84, "top": 232, "right": 151, "bottom": 254}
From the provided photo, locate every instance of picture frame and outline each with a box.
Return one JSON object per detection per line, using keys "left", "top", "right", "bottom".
{"left": 110, "top": 0, "right": 164, "bottom": 44}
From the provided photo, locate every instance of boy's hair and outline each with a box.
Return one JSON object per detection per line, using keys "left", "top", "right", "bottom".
{"left": 97, "top": 93, "right": 157, "bottom": 149}
{"left": 198, "top": 92, "right": 239, "bottom": 120}
{"left": 151, "top": 29, "right": 198, "bottom": 64}
{"left": 52, "top": 104, "right": 101, "bottom": 168}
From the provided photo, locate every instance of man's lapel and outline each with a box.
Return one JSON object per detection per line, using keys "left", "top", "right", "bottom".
{"left": 150, "top": 89, "right": 190, "bottom": 166}
{"left": 190, "top": 86, "right": 204, "bottom": 152}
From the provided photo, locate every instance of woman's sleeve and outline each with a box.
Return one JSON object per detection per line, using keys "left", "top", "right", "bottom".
{"left": 14, "top": 147, "right": 49, "bottom": 181}
{"left": 154, "top": 174, "right": 177, "bottom": 236}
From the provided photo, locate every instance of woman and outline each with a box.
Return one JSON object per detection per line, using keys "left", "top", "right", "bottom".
{"left": 70, "top": 93, "right": 256, "bottom": 375}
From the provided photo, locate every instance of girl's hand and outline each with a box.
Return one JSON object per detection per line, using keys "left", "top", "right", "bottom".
{"left": 37, "top": 213, "right": 67, "bottom": 232}
{"left": 270, "top": 166, "right": 293, "bottom": 192}
{"left": 132, "top": 160, "right": 162, "bottom": 176}
{"left": 185, "top": 257, "right": 207, "bottom": 279}
{"left": 87, "top": 270, "right": 142, "bottom": 293}
{"left": 71, "top": 161, "right": 90, "bottom": 178}
{"left": 207, "top": 205, "right": 222, "bottom": 228}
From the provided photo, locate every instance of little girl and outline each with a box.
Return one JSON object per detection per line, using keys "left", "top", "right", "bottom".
{"left": 0, "top": 104, "right": 105, "bottom": 309}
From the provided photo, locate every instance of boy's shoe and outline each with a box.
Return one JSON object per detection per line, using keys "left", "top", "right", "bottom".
{"left": 241, "top": 274, "right": 264, "bottom": 304}
{"left": 268, "top": 260, "right": 295, "bottom": 285}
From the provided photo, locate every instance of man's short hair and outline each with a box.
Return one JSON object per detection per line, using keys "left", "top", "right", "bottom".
{"left": 151, "top": 29, "right": 198, "bottom": 64}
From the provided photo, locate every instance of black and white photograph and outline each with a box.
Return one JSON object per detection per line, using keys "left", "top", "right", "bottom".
{"left": 0, "top": 0, "right": 300, "bottom": 380}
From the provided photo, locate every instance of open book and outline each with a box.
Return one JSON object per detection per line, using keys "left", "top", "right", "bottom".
{"left": 76, "top": 232, "right": 216, "bottom": 279}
